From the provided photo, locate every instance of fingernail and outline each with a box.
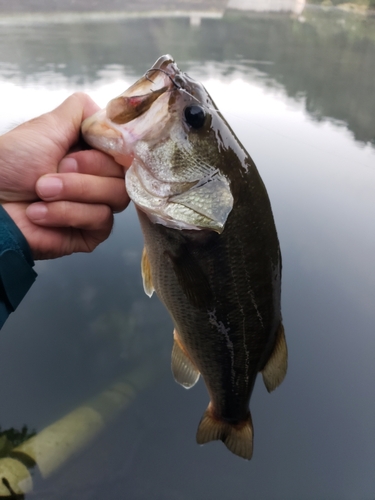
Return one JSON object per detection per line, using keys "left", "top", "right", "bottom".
{"left": 59, "top": 157, "right": 78, "bottom": 173}
{"left": 26, "top": 203, "right": 48, "bottom": 221}
{"left": 37, "top": 176, "right": 63, "bottom": 199}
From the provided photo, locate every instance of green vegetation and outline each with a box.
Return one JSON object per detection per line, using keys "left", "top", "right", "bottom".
{"left": 0, "top": 425, "right": 36, "bottom": 458}
{"left": 307, "top": 0, "right": 375, "bottom": 11}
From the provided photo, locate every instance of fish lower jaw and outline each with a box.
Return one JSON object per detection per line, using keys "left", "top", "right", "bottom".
{"left": 82, "top": 115, "right": 126, "bottom": 157}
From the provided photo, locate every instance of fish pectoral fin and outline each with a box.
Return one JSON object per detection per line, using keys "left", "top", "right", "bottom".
{"left": 141, "top": 246, "right": 154, "bottom": 297}
{"left": 171, "top": 330, "right": 200, "bottom": 389}
{"left": 196, "top": 404, "right": 253, "bottom": 460}
{"left": 261, "top": 322, "right": 288, "bottom": 393}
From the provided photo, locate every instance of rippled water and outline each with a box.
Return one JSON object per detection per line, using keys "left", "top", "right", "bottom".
{"left": 0, "top": 5, "right": 374, "bottom": 499}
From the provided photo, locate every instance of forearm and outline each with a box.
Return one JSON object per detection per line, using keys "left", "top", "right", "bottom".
{"left": 0, "top": 206, "right": 37, "bottom": 329}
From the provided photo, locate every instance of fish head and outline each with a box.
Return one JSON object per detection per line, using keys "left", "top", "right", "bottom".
{"left": 82, "top": 55, "right": 235, "bottom": 232}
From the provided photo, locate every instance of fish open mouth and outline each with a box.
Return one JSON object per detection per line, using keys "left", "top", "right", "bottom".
{"left": 81, "top": 56, "right": 179, "bottom": 157}
{"left": 106, "top": 86, "right": 170, "bottom": 125}
{"left": 106, "top": 55, "right": 179, "bottom": 126}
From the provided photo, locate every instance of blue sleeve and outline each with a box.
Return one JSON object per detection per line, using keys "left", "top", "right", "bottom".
{"left": 0, "top": 206, "right": 37, "bottom": 329}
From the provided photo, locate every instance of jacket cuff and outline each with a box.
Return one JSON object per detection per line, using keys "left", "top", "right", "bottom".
{"left": 0, "top": 206, "right": 37, "bottom": 328}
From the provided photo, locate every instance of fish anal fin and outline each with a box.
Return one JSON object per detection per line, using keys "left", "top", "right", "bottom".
{"left": 171, "top": 330, "right": 200, "bottom": 389}
{"left": 141, "top": 246, "right": 154, "bottom": 297}
{"left": 262, "top": 322, "right": 288, "bottom": 393}
{"left": 196, "top": 404, "right": 253, "bottom": 460}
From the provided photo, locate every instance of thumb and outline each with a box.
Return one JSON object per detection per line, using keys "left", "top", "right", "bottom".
{"left": 43, "top": 93, "right": 102, "bottom": 152}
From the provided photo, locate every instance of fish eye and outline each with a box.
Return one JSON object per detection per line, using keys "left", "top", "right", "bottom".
{"left": 184, "top": 105, "right": 206, "bottom": 129}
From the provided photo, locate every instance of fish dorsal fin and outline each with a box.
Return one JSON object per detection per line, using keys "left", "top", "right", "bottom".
{"left": 261, "top": 322, "right": 288, "bottom": 393}
{"left": 141, "top": 246, "right": 154, "bottom": 297}
{"left": 196, "top": 404, "right": 253, "bottom": 460}
{"left": 171, "top": 330, "right": 200, "bottom": 389}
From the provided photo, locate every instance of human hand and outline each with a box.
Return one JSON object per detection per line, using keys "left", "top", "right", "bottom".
{"left": 0, "top": 93, "right": 130, "bottom": 260}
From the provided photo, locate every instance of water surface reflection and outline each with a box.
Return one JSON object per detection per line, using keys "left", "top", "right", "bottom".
{"left": 0, "top": 6, "right": 374, "bottom": 499}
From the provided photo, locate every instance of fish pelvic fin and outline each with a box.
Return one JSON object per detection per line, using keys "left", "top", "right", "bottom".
{"left": 171, "top": 330, "right": 200, "bottom": 389}
{"left": 196, "top": 404, "right": 253, "bottom": 460}
{"left": 262, "top": 322, "right": 288, "bottom": 393}
{"left": 141, "top": 246, "right": 154, "bottom": 297}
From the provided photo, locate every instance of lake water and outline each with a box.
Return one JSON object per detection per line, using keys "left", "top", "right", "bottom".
{"left": 0, "top": 3, "right": 375, "bottom": 499}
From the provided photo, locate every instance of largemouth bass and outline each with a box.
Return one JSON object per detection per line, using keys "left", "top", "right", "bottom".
{"left": 82, "top": 55, "right": 287, "bottom": 460}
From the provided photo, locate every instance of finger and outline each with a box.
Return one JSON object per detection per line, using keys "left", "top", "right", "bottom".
{"left": 35, "top": 173, "right": 129, "bottom": 213}
{"left": 51, "top": 92, "right": 100, "bottom": 129}
{"left": 41, "top": 93, "right": 102, "bottom": 152}
{"left": 31, "top": 226, "right": 109, "bottom": 259}
{"left": 26, "top": 201, "right": 113, "bottom": 233}
{"left": 6, "top": 93, "right": 101, "bottom": 161}
{"left": 58, "top": 149, "right": 126, "bottom": 179}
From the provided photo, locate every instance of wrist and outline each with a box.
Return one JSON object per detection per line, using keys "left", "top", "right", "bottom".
{"left": 0, "top": 206, "right": 37, "bottom": 327}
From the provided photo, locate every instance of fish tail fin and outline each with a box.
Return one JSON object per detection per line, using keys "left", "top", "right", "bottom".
{"left": 196, "top": 404, "right": 253, "bottom": 460}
